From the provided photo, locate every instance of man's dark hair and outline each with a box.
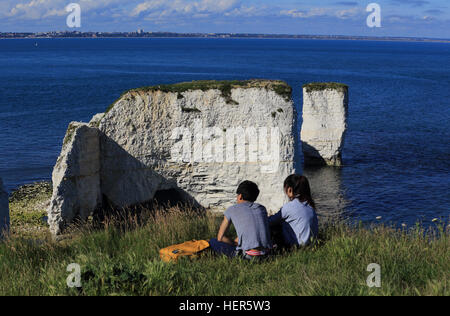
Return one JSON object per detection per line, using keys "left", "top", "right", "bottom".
{"left": 236, "top": 181, "right": 260, "bottom": 202}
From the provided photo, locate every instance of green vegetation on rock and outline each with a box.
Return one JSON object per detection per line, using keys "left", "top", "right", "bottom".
{"left": 106, "top": 80, "right": 293, "bottom": 113}
{"left": 63, "top": 123, "right": 78, "bottom": 146}
{"left": 105, "top": 90, "right": 131, "bottom": 114}
{"left": 303, "top": 82, "right": 348, "bottom": 93}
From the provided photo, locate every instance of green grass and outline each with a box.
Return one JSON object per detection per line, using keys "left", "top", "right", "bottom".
{"left": 8, "top": 182, "right": 52, "bottom": 240}
{"left": 106, "top": 79, "right": 292, "bottom": 113}
{"left": 303, "top": 82, "right": 349, "bottom": 93}
{"left": 62, "top": 123, "right": 78, "bottom": 146}
{"left": 0, "top": 201, "right": 448, "bottom": 296}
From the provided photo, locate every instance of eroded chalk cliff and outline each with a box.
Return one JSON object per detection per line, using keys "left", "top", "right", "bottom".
{"left": 48, "top": 80, "right": 349, "bottom": 235}
{"left": 47, "top": 122, "right": 101, "bottom": 235}
{"left": 301, "top": 83, "right": 348, "bottom": 167}
{"left": 48, "top": 80, "right": 296, "bottom": 235}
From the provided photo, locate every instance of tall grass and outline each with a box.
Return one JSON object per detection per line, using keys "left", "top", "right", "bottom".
{"left": 0, "top": 205, "right": 448, "bottom": 296}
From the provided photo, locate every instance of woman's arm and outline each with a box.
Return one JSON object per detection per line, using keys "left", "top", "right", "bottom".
{"left": 217, "top": 216, "right": 236, "bottom": 245}
{"left": 268, "top": 209, "right": 283, "bottom": 227}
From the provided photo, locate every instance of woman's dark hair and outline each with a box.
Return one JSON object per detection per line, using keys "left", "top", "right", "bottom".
{"left": 283, "top": 174, "right": 316, "bottom": 209}
{"left": 236, "top": 180, "right": 260, "bottom": 202}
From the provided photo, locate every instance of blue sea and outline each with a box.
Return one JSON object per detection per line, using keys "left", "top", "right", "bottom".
{"left": 0, "top": 38, "right": 449, "bottom": 226}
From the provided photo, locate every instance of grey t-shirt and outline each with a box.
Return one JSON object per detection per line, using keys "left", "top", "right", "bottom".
{"left": 224, "top": 202, "right": 272, "bottom": 251}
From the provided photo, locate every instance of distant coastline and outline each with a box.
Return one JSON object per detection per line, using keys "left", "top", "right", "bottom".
{"left": 1, "top": 31, "right": 449, "bottom": 43}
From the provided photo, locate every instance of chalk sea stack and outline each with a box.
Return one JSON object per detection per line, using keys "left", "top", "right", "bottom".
{"left": 47, "top": 80, "right": 296, "bottom": 235}
{"left": 47, "top": 122, "right": 101, "bottom": 235}
{"left": 301, "top": 83, "right": 348, "bottom": 167}
{"left": 0, "top": 178, "right": 10, "bottom": 239}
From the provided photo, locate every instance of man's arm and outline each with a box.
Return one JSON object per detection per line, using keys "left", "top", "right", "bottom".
{"left": 217, "top": 216, "right": 236, "bottom": 246}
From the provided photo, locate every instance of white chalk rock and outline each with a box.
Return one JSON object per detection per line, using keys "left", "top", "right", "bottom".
{"left": 99, "top": 80, "right": 295, "bottom": 213}
{"left": 88, "top": 113, "right": 105, "bottom": 127}
{"left": 47, "top": 122, "right": 101, "bottom": 235}
{"left": 48, "top": 80, "right": 296, "bottom": 234}
{"left": 0, "top": 178, "right": 10, "bottom": 239}
{"left": 301, "top": 83, "right": 348, "bottom": 166}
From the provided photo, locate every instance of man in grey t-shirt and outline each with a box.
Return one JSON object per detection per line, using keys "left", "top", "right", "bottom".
{"left": 209, "top": 181, "right": 272, "bottom": 259}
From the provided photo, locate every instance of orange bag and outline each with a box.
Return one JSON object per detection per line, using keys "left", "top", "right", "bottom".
{"left": 159, "top": 240, "right": 210, "bottom": 263}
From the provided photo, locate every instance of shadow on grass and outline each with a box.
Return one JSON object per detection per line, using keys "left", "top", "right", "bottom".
{"left": 62, "top": 201, "right": 207, "bottom": 241}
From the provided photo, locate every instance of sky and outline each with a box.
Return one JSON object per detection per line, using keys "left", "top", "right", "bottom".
{"left": 0, "top": 0, "right": 449, "bottom": 38}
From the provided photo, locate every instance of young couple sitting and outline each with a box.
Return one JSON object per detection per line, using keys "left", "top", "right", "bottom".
{"left": 209, "top": 175, "right": 319, "bottom": 260}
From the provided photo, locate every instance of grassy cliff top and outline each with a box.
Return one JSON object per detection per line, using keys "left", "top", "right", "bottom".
{"left": 303, "top": 82, "right": 348, "bottom": 93}
{"left": 106, "top": 79, "right": 292, "bottom": 112}
{"left": 0, "top": 202, "right": 448, "bottom": 295}
{"left": 133, "top": 79, "right": 291, "bottom": 95}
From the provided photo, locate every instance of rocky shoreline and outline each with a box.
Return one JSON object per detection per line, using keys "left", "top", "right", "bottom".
{"left": 6, "top": 181, "right": 52, "bottom": 239}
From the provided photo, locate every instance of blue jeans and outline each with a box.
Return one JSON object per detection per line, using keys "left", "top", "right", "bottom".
{"left": 209, "top": 239, "right": 270, "bottom": 261}
{"left": 209, "top": 238, "right": 236, "bottom": 258}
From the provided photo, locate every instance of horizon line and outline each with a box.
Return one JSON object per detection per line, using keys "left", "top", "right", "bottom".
{"left": 1, "top": 31, "right": 450, "bottom": 42}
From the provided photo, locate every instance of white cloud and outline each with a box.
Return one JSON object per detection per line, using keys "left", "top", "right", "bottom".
{"left": 131, "top": 0, "right": 165, "bottom": 17}
{"left": 1, "top": 0, "right": 448, "bottom": 36}
{"left": 280, "top": 8, "right": 329, "bottom": 19}
{"left": 3, "top": 0, "right": 126, "bottom": 20}
{"left": 335, "top": 7, "right": 363, "bottom": 19}
{"left": 281, "top": 6, "right": 363, "bottom": 20}
{"left": 130, "top": 0, "right": 241, "bottom": 18}
{"left": 224, "top": 6, "right": 263, "bottom": 17}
